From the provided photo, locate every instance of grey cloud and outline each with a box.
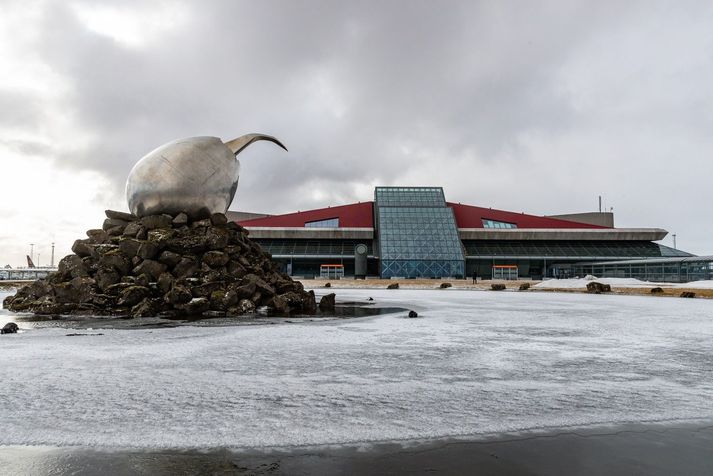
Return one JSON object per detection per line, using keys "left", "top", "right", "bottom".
{"left": 2, "top": 0, "right": 711, "bottom": 253}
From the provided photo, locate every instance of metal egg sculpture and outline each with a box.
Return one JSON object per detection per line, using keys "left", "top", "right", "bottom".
{"left": 126, "top": 134, "right": 287, "bottom": 218}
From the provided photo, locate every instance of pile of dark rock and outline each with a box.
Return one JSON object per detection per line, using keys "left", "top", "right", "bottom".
{"left": 4, "top": 210, "right": 316, "bottom": 318}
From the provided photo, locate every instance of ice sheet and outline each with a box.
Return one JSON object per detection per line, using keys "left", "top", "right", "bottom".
{"left": 1, "top": 289, "right": 712, "bottom": 449}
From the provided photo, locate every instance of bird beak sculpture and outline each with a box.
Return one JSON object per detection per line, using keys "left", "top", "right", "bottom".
{"left": 126, "top": 134, "right": 287, "bottom": 219}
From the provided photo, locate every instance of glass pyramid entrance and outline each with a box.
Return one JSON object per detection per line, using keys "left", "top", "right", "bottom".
{"left": 375, "top": 187, "right": 465, "bottom": 278}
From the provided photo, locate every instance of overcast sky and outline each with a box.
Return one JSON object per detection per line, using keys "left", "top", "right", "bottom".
{"left": 1, "top": 0, "right": 711, "bottom": 267}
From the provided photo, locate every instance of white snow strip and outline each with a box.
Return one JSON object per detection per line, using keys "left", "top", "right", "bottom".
{"left": 533, "top": 277, "right": 713, "bottom": 290}
{"left": 533, "top": 277, "right": 655, "bottom": 289}
{"left": 1, "top": 289, "right": 713, "bottom": 449}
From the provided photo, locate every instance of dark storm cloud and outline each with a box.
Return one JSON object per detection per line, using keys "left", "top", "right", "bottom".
{"left": 33, "top": 1, "right": 606, "bottom": 193}
{"left": 9, "top": 0, "right": 713, "bottom": 253}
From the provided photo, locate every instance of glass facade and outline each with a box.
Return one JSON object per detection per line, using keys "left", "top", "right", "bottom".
{"left": 305, "top": 217, "right": 339, "bottom": 228}
{"left": 463, "top": 240, "right": 691, "bottom": 259}
{"left": 482, "top": 219, "right": 517, "bottom": 229}
{"left": 375, "top": 187, "right": 465, "bottom": 278}
{"left": 573, "top": 257, "right": 713, "bottom": 283}
{"left": 375, "top": 187, "right": 446, "bottom": 207}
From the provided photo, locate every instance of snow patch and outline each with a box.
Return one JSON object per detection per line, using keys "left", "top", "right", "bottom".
{"left": 1, "top": 289, "right": 713, "bottom": 449}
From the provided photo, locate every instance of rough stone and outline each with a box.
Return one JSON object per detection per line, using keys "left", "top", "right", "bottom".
{"left": 191, "top": 282, "right": 224, "bottom": 298}
{"left": 147, "top": 228, "right": 174, "bottom": 247}
{"left": 130, "top": 298, "right": 160, "bottom": 318}
{"left": 135, "top": 273, "right": 151, "bottom": 287}
{"left": 102, "top": 217, "right": 129, "bottom": 232}
{"left": 166, "top": 232, "right": 208, "bottom": 254}
{"left": 117, "top": 286, "right": 150, "bottom": 307}
{"left": 519, "top": 283, "right": 531, "bottom": 291}
{"left": 408, "top": 310, "right": 419, "bottom": 318}
{"left": 93, "top": 244, "right": 120, "bottom": 256}
{"left": 118, "top": 238, "right": 142, "bottom": 258}
{"left": 95, "top": 268, "right": 121, "bottom": 292}
{"left": 177, "top": 297, "right": 210, "bottom": 315}
{"left": 123, "top": 221, "right": 143, "bottom": 237}
{"left": 157, "top": 272, "right": 174, "bottom": 294}
{"left": 245, "top": 274, "right": 275, "bottom": 297}
{"left": 1, "top": 322, "right": 19, "bottom": 334}
{"left": 268, "top": 294, "right": 290, "bottom": 313}
{"left": 205, "top": 227, "right": 230, "bottom": 250}
{"left": 172, "top": 212, "right": 188, "bottom": 227}
{"left": 158, "top": 250, "right": 182, "bottom": 268}
{"left": 226, "top": 260, "right": 247, "bottom": 279}
{"left": 586, "top": 282, "right": 611, "bottom": 294}
{"left": 439, "top": 282, "right": 452, "bottom": 289}
{"left": 98, "top": 252, "right": 130, "bottom": 275}
{"left": 319, "top": 293, "right": 336, "bottom": 311}
{"left": 132, "top": 259, "right": 166, "bottom": 280}
{"left": 71, "top": 239, "right": 94, "bottom": 258}
{"left": 173, "top": 257, "right": 199, "bottom": 279}
{"left": 137, "top": 241, "right": 160, "bottom": 260}
{"left": 236, "top": 299, "right": 256, "bottom": 314}
{"left": 165, "top": 285, "right": 192, "bottom": 305}
{"left": 106, "top": 282, "right": 134, "bottom": 295}
{"left": 202, "top": 251, "right": 230, "bottom": 267}
{"left": 105, "top": 210, "right": 136, "bottom": 222}
{"left": 651, "top": 287, "right": 664, "bottom": 294}
{"left": 86, "top": 229, "right": 109, "bottom": 244}
{"left": 387, "top": 283, "right": 399, "bottom": 289}
{"left": 491, "top": 284, "right": 506, "bottom": 291}
{"left": 140, "top": 214, "right": 173, "bottom": 230}
{"left": 680, "top": 291, "right": 696, "bottom": 298}
{"left": 209, "top": 291, "right": 227, "bottom": 311}
{"left": 58, "top": 255, "right": 89, "bottom": 279}
{"left": 191, "top": 218, "right": 212, "bottom": 228}
{"left": 210, "top": 213, "right": 228, "bottom": 226}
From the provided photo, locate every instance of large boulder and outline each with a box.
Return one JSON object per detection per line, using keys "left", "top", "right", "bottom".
{"left": 319, "top": 293, "right": 336, "bottom": 311}
{"left": 105, "top": 210, "right": 136, "bottom": 222}
{"left": 586, "top": 282, "right": 611, "bottom": 294}
{"left": 140, "top": 214, "right": 173, "bottom": 230}
{"left": 202, "top": 251, "right": 230, "bottom": 267}
{"left": 1, "top": 323, "right": 19, "bottom": 334}
{"left": 58, "top": 255, "right": 89, "bottom": 279}
{"left": 117, "top": 286, "right": 150, "bottom": 307}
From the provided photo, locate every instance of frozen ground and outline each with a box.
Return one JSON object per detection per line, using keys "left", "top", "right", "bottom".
{"left": 1, "top": 288, "right": 713, "bottom": 449}
{"left": 534, "top": 277, "right": 713, "bottom": 289}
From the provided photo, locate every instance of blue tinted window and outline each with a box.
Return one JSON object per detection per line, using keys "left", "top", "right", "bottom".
{"left": 305, "top": 217, "right": 339, "bottom": 228}
{"left": 482, "top": 219, "right": 517, "bottom": 229}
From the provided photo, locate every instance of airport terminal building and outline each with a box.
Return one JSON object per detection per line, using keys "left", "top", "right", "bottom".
{"left": 233, "top": 186, "right": 693, "bottom": 280}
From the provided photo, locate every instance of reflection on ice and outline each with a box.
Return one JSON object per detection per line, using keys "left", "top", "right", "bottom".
{"left": 1, "top": 289, "right": 712, "bottom": 449}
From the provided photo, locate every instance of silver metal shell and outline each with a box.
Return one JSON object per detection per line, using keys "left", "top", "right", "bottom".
{"left": 125, "top": 134, "right": 286, "bottom": 218}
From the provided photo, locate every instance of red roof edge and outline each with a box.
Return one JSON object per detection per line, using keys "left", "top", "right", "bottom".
{"left": 237, "top": 201, "right": 374, "bottom": 228}
{"left": 447, "top": 202, "right": 608, "bottom": 229}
